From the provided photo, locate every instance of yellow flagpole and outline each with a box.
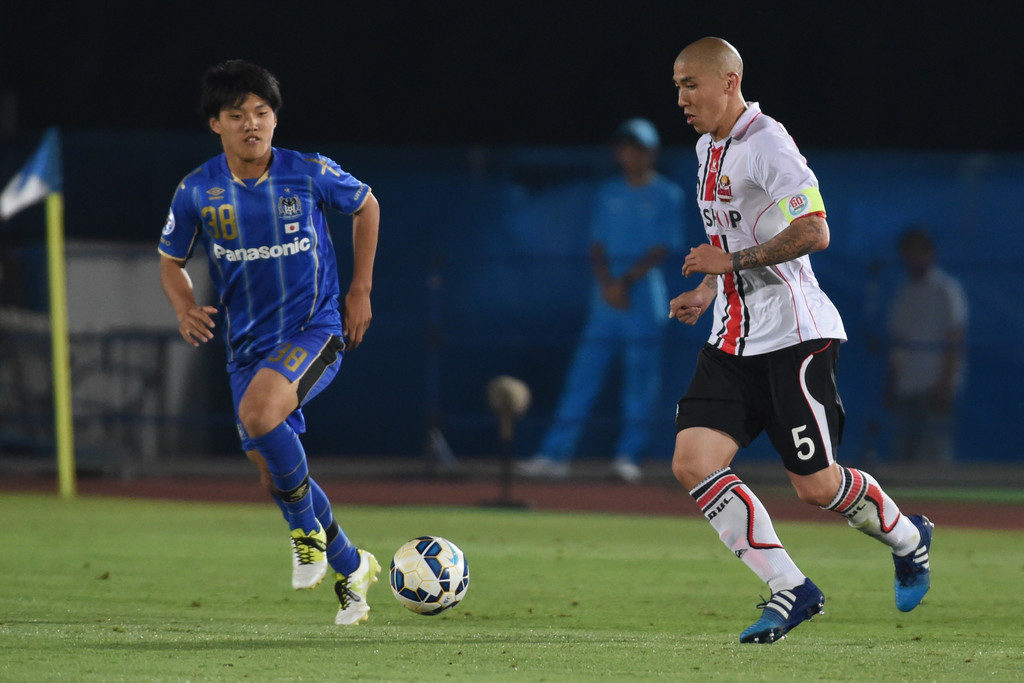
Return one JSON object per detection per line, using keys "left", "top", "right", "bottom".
{"left": 45, "top": 190, "right": 76, "bottom": 497}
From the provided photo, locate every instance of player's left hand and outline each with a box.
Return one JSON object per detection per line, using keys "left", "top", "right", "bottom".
{"left": 683, "top": 244, "right": 733, "bottom": 277}
{"left": 343, "top": 288, "right": 372, "bottom": 349}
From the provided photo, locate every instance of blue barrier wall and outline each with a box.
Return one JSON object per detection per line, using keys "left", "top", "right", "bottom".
{"left": 3, "top": 132, "right": 1019, "bottom": 462}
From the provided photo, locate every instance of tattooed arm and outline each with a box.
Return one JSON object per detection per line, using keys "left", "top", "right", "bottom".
{"left": 681, "top": 214, "right": 830, "bottom": 277}
{"left": 731, "top": 213, "right": 829, "bottom": 271}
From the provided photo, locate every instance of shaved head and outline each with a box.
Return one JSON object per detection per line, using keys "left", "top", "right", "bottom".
{"left": 675, "top": 37, "right": 743, "bottom": 80}
{"left": 673, "top": 37, "right": 748, "bottom": 140}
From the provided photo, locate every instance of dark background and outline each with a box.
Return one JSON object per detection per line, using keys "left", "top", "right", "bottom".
{"left": 2, "top": 1, "right": 1020, "bottom": 151}
{"left": 1, "top": 1, "right": 1022, "bottom": 466}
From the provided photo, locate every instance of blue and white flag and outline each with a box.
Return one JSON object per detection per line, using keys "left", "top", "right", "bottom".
{"left": 0, "top": 127, "right": 62, "bottom": 221}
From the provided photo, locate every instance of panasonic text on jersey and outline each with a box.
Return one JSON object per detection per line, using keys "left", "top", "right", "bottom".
{"left": 212, "top": 237, "right": 313, "bottom": 262}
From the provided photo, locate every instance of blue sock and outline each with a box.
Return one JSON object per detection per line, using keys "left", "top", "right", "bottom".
{"left": 250, "top": 422, "right": 318, "bottom": 532}
{"left": 310, "top": 477, "right": 360, "bottom": 575}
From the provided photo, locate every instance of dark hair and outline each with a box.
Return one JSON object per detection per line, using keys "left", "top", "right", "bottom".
{"left": 898, "top": 226, "right": 934, "bottom": 252}
{"left": 200, "top": 60, "right": 282, "bottom": 119}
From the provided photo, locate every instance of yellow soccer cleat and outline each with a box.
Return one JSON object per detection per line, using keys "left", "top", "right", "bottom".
{"left": 290, "top": 523, "right": 328, "bottom": 590}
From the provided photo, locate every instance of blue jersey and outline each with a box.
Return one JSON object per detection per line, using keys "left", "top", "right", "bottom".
{"left": 589, "top": 173, "right": 685, "bottom": 318}
{"left": 158, "top": 148, "right": 370, "bottom": 369}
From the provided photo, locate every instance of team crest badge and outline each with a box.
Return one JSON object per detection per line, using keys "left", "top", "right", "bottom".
{"left": 716, "top": 175, "right": 732, "bottom": 202}
{"left": 278, "top": 195, "right": 302, "bottom": 218}
{"left": 162, "top": 210, "right": 175, "bottom": 235}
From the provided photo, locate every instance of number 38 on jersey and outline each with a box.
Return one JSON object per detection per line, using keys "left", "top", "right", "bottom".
{"left": 201, "top": 204, "right": 238, "bottom": 240}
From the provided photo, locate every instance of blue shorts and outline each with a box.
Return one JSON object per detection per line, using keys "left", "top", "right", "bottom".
{"left": 229, "top": 328, "right": 345, "bottom": 450}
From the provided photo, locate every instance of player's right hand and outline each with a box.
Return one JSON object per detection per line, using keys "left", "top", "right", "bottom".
{"left": 669, "top": 291, "right": 709, "bottom": 325}
{"left": 178, "top": 305, "right": 218, "bottom": 347}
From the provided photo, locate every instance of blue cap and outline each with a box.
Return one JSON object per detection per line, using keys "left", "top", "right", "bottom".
{"left": 615, "top": 118, "right": 660, "bottom": 149}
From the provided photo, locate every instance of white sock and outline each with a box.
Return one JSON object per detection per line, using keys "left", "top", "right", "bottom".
{"left": 690, "top": 468, "right": 805, "bottom": 593}
{"left": 824, "top": 467, "right": 919, "bottom": 556}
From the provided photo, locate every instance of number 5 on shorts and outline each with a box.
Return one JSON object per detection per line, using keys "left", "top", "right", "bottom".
{"left": 791, "top": 424, "right": 815, "bottom": 460}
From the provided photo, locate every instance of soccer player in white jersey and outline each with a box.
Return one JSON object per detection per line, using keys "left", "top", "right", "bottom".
{"left": 667, "top": 37, "right": 933, "bottom": 643}
{"left": 158, "top": 61, "right": 381, "bottom": 625}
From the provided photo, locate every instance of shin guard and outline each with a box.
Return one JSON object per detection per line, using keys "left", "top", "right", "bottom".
{"left": 690, "top": 468, "right": 805, "bottom": 593}
{"left": 824, "top": 467, "right": 919, "bottom": 556}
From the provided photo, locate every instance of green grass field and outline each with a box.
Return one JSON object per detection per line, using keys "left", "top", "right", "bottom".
{"left": 1, "top": 493, "right": 1022, "bottom": 681}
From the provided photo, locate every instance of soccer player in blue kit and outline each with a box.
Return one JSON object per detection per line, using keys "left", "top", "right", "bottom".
{"left": 158, "top": 60, "right": 381, "bottom": 625}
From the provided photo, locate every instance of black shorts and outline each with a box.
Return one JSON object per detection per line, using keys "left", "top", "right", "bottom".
{"left": 675, "top": 339, "right": 845, "bottom": 475}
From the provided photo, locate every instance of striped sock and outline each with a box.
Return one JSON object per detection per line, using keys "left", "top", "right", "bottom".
{"left": 250, "top": 422, "right": 318, "bottom": 533}
{"left": 690, "top": 468, "right": 805, "bottom": 593}
{"left": 823, "top": 467, "right": 919, "bottom": 556}
{"left": 309, "top": 477, "right": 360, "bottom": 576}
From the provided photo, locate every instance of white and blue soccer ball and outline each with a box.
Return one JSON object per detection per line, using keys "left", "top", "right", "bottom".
{"left": 389, "top": 536, "right": 469, "bottom": 615}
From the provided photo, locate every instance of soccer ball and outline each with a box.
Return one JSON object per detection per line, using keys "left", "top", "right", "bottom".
{"left": 389, "top": 536, "right": 469, "bottom": 615}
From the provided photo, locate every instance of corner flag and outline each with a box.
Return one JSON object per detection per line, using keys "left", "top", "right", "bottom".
{"left": 0, "top": 127, "right": 62, "bottom": 221}
{"left": 0, "top": 127, "right": 76, "bottom": 498}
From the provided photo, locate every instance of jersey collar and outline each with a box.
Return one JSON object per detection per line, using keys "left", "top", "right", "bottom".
{"left": 726, "top": 102, "right": 762, "bottom": 141}
{"left": 222, "top": 149, "right": 276, "bottom": 188}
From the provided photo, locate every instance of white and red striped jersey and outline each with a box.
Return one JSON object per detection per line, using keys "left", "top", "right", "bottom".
{"left": 694, "top": 102, "right": 846, "bottom": 355}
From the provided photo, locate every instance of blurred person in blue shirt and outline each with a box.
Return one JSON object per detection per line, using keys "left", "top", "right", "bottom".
{"left": 518, "top": 119, "right": 685, "bottom": 482}
{"left": 157, "top": 60, "right": 381, "bottom": 625}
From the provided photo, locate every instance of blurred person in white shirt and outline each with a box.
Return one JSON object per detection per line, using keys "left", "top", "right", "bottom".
{"left": 886, "top": 227, "right": 968, "bottom": 462}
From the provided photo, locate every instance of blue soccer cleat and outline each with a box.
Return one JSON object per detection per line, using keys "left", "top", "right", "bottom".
{"left": 739, "top": 578, "right": 825, "bottom": 644}
{"left": 894, "top": 514, "right": 933, "bottom": 612}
